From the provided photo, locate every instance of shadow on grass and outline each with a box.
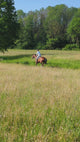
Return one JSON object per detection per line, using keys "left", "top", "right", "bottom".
{"left": 0, "top": 54, "right": 32, "bottom": 60}
{"left": 16, "top": 61, "right": 29, "bottom": 65}
{"left": 0, "top": 54, "right": 35, "bottom": 65}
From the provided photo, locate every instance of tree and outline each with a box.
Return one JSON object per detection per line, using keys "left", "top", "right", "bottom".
{"left": 16, "top": 9, "right": 47, "bottom": 49}
{"left": 0, "top": 0, "right": 19, "bottom": 52}
{"left": 67, "top": 10, "right": 80, "bottom": 46}
{"left": 33, "top": 8, "right": 47, "bottom": 48}
{"left": 45, "top": 5, "right": 69, "bottom": 49}
{"left": 22, "top": 11, "right": 35, "bottom": 49}
{"left": 17, "top": 10, "right": 26, "bottom": 20}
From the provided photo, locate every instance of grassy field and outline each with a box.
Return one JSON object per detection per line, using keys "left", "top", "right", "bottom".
{"left": 0, "top": 50, "right": 80, "bottom": 142}
{"left": 0, "top": 49, "right": 80, "bottom": 69}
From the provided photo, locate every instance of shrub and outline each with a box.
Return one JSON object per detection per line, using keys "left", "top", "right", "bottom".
{"left": 63, "top": 44, "right": 80, "bottom": 50}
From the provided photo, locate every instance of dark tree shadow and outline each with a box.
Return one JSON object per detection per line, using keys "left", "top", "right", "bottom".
{"left": 0, "top": 54, "right": 32, "bottom": 60}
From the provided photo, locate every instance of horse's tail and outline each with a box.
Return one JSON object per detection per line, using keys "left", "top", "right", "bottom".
{"left": 44, "top": 58, "right": 47, "bottom": 64}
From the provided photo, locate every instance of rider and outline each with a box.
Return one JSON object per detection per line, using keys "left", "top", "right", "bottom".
{"left": 36, "top": 49, "right": 41, "bottom": 64}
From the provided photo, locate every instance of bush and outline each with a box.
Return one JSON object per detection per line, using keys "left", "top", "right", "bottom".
{"left": 63, "top": 44, "right": 80, "bottom": 50}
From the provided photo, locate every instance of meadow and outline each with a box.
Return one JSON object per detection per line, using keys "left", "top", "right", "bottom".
{"left": 0, "top": 49, "right": 80, "bottom": 69}
{"left": 0, "top": 50, "right": 80, "bottom": 142}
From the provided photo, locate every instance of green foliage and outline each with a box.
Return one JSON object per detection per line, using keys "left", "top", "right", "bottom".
{"left": 45, "top": 37, "right": 67, "bottom": 50}
{"left": 45, "top": 38, "right": 58, "bottom": 49}
{"left": 0, "top": 0, "right": 20, "bottom": 52}
{"left": 0, "top": 3, "right": 78, "bottom": 50}
{"left": 15, "top": 4, "right": 79, "bottom": 50}
{"left": 0, "top": 2, "right": 79, "bottom": 51}
{"left": 63, "top": 44, "right": 80, "bottom": 50}
{"left": 17, "top": 10, "right": 26, "bottom": 20}
{"left": 67, "top": 17, "right": 80, "bottom": 45}
{"left": 46, "top": 5, "right": 69, "bottom": 37}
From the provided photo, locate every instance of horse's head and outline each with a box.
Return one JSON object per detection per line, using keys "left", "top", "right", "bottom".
{"left": 32, "top": 54, "right": 36, "bottom": 59}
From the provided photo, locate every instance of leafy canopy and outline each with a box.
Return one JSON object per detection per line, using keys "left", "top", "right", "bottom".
{"left": 0, "top": 0, "right": 19, "bottom": 52}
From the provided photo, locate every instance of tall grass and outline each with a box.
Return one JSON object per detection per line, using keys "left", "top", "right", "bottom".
{"left": 0, "top": 63, "right": 80, "bottom": 142}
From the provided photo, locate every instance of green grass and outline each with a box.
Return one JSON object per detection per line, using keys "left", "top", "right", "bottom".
{"left": 0, "top": 49, "right": 80, "bottom": 69}
{"left": 48, "top": 59, "right": 80, "bottom": 69}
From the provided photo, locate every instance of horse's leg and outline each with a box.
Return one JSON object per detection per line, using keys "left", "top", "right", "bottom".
{"left": 35, "top": 58, "right": 37, "bottom": 66}
{"left": 36, "top": 58, "right": 38, "bottom": 65}
{"left": 41, "top": 62, "right": 44, "bottom": 66}
{"left": 36, "top": 62, "right": 37, "bottom": 66}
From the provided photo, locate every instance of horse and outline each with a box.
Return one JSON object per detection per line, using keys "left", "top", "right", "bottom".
{"left": 32, "top": 54, "right": 47, "bottom": 66}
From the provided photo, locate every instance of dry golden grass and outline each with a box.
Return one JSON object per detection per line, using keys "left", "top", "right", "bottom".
{"left": 0, "top": 63, "right": 80, "bottom": 142}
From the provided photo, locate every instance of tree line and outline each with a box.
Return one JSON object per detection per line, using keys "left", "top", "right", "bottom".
{"left": 0, "top": 0, "right": 80, "bottom": 51}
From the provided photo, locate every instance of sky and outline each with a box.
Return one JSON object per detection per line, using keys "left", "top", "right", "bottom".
{"left": 14, "top": 0, "right": 80, "bottom": 13}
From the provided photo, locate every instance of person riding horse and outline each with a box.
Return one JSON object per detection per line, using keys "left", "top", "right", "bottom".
{"left": 36, "top": 49, "right": 41, "bottom": 64}
{"left": 32, "top": 50, "right": 47, "bottom": 66}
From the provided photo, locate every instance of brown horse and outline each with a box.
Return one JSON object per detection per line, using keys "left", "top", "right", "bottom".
{"left": 32, "top": 54, "right": 47, "bottom": 66}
